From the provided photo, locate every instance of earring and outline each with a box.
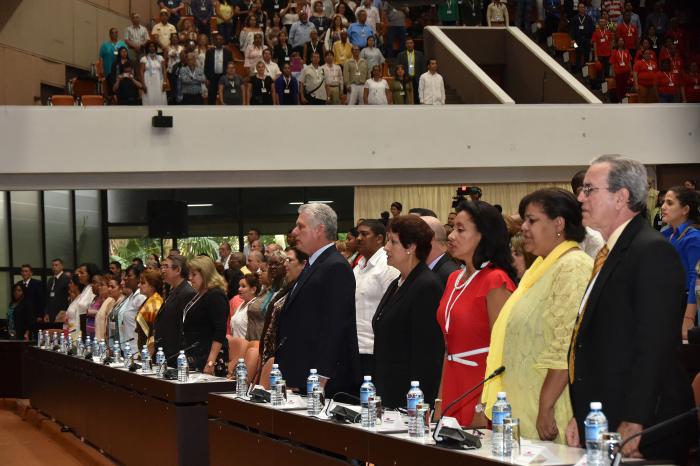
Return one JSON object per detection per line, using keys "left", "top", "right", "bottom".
{"left": 406, "top": 251, "right": 411, "bottom": 255}
{"left": 556, "top": 232, "right": 561, "bottom": 238}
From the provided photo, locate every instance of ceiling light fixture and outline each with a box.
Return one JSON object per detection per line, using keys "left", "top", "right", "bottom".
{"left": 187, "top": 203, "right": 213, "bottom": 207}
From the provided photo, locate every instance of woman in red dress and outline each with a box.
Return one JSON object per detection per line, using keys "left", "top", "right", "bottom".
{"left": 633, "top": 48, "right": 658, "bottom": 102}
{"left": 436, "top": 201, "right": 517, "bottom": 427}
{"left": 611, "top": 37, "right": 632, "bottom": 102}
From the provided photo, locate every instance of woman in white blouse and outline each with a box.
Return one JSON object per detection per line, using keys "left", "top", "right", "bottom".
{"left": 227, "top": 273, "right": 260, "bottom": 376}
{"left": 63, "top": 264, "right": 98, "bottom": 337}
{"left": 364, "top": 64, "right": 391, "bottom": 104}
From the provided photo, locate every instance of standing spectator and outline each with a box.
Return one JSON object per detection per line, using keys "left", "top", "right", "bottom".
{"left": 264, "top": 0, "right": 289, "bottom": 22}
{"left": 633, "top": 38, "right": 657, "bottom": 64}
{"left": 64, "top": 264, "right": 97, "bottom": 337}
{"left": 179, "top": 53, "right": 207, "bottom": 104}
{"left": 592, "top": 17, "right": 613, "bottom": 84}
{"left": 382, "top": 1, "right": 407, "bottom": 57}
{"left": 571, "top": 3, "right": 595, "bottom": 71}
{"left": 299, "top": 51, "right": 327, "bottom": 104}
{"left": 244, "top": 228, "right": 262, "bottom": 258}
{"left": 274, "top": 62, "right": 300, "bottom": 104}
{"left": 9, "top": 284, "right": 31, "bottom": 340}
{"left": 390, "top": 202, "right": 402, "bottom": 218}
{"left": 140, "top": 42, "right": 168, "bottom": 106}
{"left": 195, "top": 33, "right": 210, "bottom": 70}
{"left": 344, "top": 45, "right": 369, "bottom": 104}
{"left": 248, "top": 61, "right": 275, "bottom": 104}
{"left": 17, "top": 264, "right": 45, "bottom": 328}
{"left": 659, "top": 38, "right": 683, "bottom": 77}
{"left": 274, "top": 30, "right": 293, "bottom": 65}
{"left": 397, "top": 37, "right": 425, "bottom": 104}
{"left": 421, "top": 216, "right": 459, "bottom": 288}
{"left": 322, "top": 50, "right": 343, "bottom": 104}
{"left": 109, "top": 47, "right": 132, "bottom": 90}
{"left": 244, "top": 33, "right": 267, "bottom": 72}
{"left": 135, "top": 270, "right": 164, "bottom": 351}
{"left": 644, "top": 1, "right": 668, "bottom": 40}
{"left": 459, "top": 0, "right": 483, "bottom": 26}
{"left": 99, "top": 28, "right": 127, "bottom": 81}
{"left": 159, "top": 0, "right": 185, "bottom": 27}
{"left": 262, "top": 48, "right": 281, "bottom": 79}
{"left": 363, "top": 65, "right": 391, "bottom": 104}
{"left": 347, "top": 10, "right": 374, "bottom": 48}
{"left": 46, "top": 259, "right": 70, "bottom": 323}
{"left": 216, "top": 0, "right": 237, "bottom": 43}
{"left": 219, "top": 62, "right": 245, "bottom": 104}
{"left": 601, "top": 0, "right": 623, "bottom": 24}
{"left": 332, "top": 29, "right": 353, "bottom": 65}
{"left": 486, "top": 0, "right": 509, "bottom": 26}
{"left": 281, "top": 1, "right": 300, "bottom": 29}
{"left": 324, "top": 15, "right": 346, "bottom": 51}
{"left": 616, "top": 10, "right": 638, "bottom": 59}
{"left": 660, "top": 187, "right": 700, "bottom": 340}
{"left": 289, "top": 11, "right": 316, "bottom": 52}
{"left": 611, "top": 37, "right": 632, "bottom": 102}
{"left": 205, "top": 33, "right": 233, "bottom": 104}
{"left": 356, "top": 0, "right": 381, "bottom": 31}
{"left": 310, "top": 1, "right": 331, "bottom": 34}
{"left": 275, "top": 203, "right": 360, "bottom": 396}
{"left": 239, "top": 15, "right": 263, "bottom": 53}
{"left": 179, "top": 18, "right": 199, "bottom": 43}
{"left": 418, "top": 59, "right": 445, "bottom": 105}
{"left": 656, "top": 59, "right": 680, "bottom": 103}
{"left": 152, "top": 10, "right": 178, "bottom": 52}
{"left": 360, "top": 35, "right": 384, "bottom": 71}
{"left": 113, "top": 62, "right": 143, "bottom": 105}
{"left": 615, "top": 2, "right": 641, "bottom": 39}
{"left": 354, "top": 219, "right": 399, "bottom": 379}
{"left": 124, "top": 13, "right": 150, "bottom": 61}
{"left": 191, "top": 0, "right": 215, "bottom": 38}
{"left": 303, "top": 28, "right": 325, "bottom": 65}
{"left": 438, "top": 0, "right": 459, "bottom": 26}
{"left": 633, "top": 48, "right": 658, "bottom": 103}
{"left": 645, "top": 25, "right": 661, "bottom": 56}
{"left": 681, "top": 62, "right": 700, "bottom": 103}
{"left": 390, "top": 64, "right": 413, "bottom": 104}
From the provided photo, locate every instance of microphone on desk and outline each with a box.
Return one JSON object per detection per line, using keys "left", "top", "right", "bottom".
{"left": 159, "top": 342, "right": 200, "bottom": 380}
{"left": 432, "top": 365, "right": 506, "bottom": 450}
{"left": 610, "top": 406, "right": 699, "bottom": 466}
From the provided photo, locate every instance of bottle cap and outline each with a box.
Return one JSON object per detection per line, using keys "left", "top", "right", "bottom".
{"left": 590, "top": 401, "right": 602, "bottom": 410}
{"left": 363, "top": 375, "right": 372, "bottom": 381}
{"left": 238, "top": 358, "right": 244, "bottom": 362}
{"left": 158, "top": 347, "right": 163, "bottom": 351}
{"left": 310, "top": 368, "right": 318, "bottom": 374}
{"left": 180, "top": 350, "right": 185, "bottom": 354}
{"left": 497, "top": 391, "right": 506, "bottom": 398}
{"left": 272, "top": 363, "right": 279, "bottom": 368}
{"left": 410, "top": 380, "right": 419, "bottom": 386}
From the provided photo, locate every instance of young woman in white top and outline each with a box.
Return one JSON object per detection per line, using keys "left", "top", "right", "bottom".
{"left": 227, "top": 273, "right": 260, "bottom": 376}
{"left": 63, "top": 264, "right": 98, "bottom": 337}
{"left": 364, "top": 64, "right": 391, "bottom": 104}
{"left": 140, "top": 41, "right": 168, "bottom": 105}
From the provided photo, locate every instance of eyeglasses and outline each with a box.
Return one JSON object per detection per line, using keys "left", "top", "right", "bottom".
{"left": 160, "top": 264, "right": 178, "bottom": 270}
{"left": 581, "top": 183, "right": 610, "bottom": 197}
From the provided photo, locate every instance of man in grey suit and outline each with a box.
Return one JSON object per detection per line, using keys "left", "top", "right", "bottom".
{"left": 421, "top": 216, "right": 459, "bottom": 288}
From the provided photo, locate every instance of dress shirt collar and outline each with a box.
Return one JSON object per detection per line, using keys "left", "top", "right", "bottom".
{"left": 606, "top": 217, "right": 634, "bottom": 252}
{"left": 308, "top": 242, "right": 335, "bottom": 266}
{"left": 428, "top": 252, "right": 445, "bottom": 270}
{"left": 359, "top": 247, "right": 386, "bottom": 269}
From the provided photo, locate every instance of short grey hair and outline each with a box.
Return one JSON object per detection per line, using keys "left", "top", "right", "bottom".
{"left": 590, "top": 154, "right": 648, "bottom": 213}
{"left": 299, "top": 203, "right": 338, "bottom": 241}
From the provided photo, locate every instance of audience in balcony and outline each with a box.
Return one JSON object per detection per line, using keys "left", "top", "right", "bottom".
{"left": 390, "top": 64, "right": 413, "bottom": 104}
{"left": 486, "top": 0, "right": 509, "bottom": 27}
{"left": 348, "top": 10, "right": 374, "bottom": 48}
{"left": 344, "top": 45, "right": 369, "bottom": 104}
{"left": 248, "top": 61, "right": 276, "bottom": 104}
{"left": 364, "top": 65, "right": 391, "bottom": 105}
{"left": 152, "top": 10, "right": 178, "bottom": 51}
{"left": 113, "top": 62, "right": 143, "bottom": 105}
{"left": 124, "top": 13, "right": 150, "bottom": 60}
{"left": 205, "top": 33, "right": 234, "bottom": 104}
{"left": 100, "top": 28, "right": 128, "bottom": 80}
{"left": 289, "top": 11, "right": 316, "bottom": 51}
{"left": 633, "top": 48, "right": 658, "bottom": 103}
{"left": 322, "top": 50, "right": 343, "bottom": 104}
{"left": 179, "top": 53, "right": 207, "bottom": 104}
{"left": 419, "top": 59, "right": 445, "bottom": 105}
{"left": 303, "top": 28, "right": 325, "bottom": 64}
{"left": 360, "top": 35, "right": 384, "bottom": 71}
{"left": 140, "top": 41, "right": 169, "bottom": 106}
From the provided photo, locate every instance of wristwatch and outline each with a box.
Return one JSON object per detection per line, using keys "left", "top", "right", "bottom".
{"left": 207, "top": 361, "right": 215, "bottom": 368}
{"left": 475, "top": 403, "right": 485, "bottom": 413}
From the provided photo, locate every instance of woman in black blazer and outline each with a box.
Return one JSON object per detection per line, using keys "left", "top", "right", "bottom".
{"left": 182, "top": 256, "right": 229, "bottom": 374}
{"left": 372, "top": 215, "right": 445, "bottom": 409}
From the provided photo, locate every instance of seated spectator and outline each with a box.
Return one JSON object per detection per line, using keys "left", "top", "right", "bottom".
{"left": 113, "top": 62, "right": 143, "bottom": 105}
{"left": 240, "top": 15, "right": 264, "bottom": 54}
{"left": 244, "top": 33, "right": 267, "bottom": 71}
{"left": 324, "top": 15, "right": 346, "bottom": 51}
{"left": 656, "top": 59, "right": 681, "bottom": 103}
{"left": 486, "top": 0, "right": 509, "bottom": 26}
{"left": 124, "top": 13, "right": 150, "bottom": 61}
{"left": 179, "top": 52, "right": 207, "bottom": 104}
{"left": 135, "top": 269, "right": 164, "bottom": 352}
{"left": 273, "top": 30, "right": 292, "bottom": 65}
{"left": 152, "top": 10, "right": 178, "bottom": 52}
{"left": 356, "top": 0, "right": 381, "bottom": 31}
{"left": 363, "top": 65, "right": 391, "bottom": 104}
{"left": 332, "top": 29, "right": 353, "bottom": 66}
{"left": 248, "top": 61, "right": 276, "bottom": 104}
{"left": 611, "top": 38, "right": 632, "bottom": 102}
{"left": 633, "top": 48, "right": 659, "bottom": 102}
{"left": 347, "top": 10, "right": 374, "bottom": 48}
{"left": 191, "top": 0, "right": 215, "bottom": 37}
{"left": 303, "top": 28, "right": 325, "bottom": 65}
{"left": 289, "top": 11, "right": 316, "bottom": 53}
{"left": 274, "top": 62, "right": 300, "bottom": 104}
{"left": 682, "top": 62, "right": 700, "bottom": 103}
{"left": 360, "top": 35, "right": 384, "bottom": 71}
{"left": 310, "top": 1, "right": 331, "bottom": 35}
{"left": 218, "top": 62, "right": 245, "bottom": 105}
{"left": 159, "top": 0, "right": 185, "bottom": 27}
{"left": 322, "top": 50, "right": 343, "bottom": 104}
{"left": 419, "top": 59, "right": 445, "bottom": 105}
{"left": 140, "top": 41, "right": 168, "bottom": 106}
{"left": 299, "top": 51, "right": 327, "bottom": 104}
{"left": 99, "top": 28, "right": 127, "bottom": 81}
{"left": 262, "top": 48, "right": 281, "bottom": 79}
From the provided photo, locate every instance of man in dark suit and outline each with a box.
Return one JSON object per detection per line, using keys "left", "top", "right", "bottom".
{"left": 566, "top": 155, "right": 696, "bottom": 463}
{"left": 421, "top": 216, "right": 459, "bottom": 288}
{"left": 46, "top": 258, "right": 70, "bottom": 322}
{"left": 17, "top": 264, "right": 45, "bottom": 329}
{"left": 275, "top": 203, "right": 360, "bottom": 396}
{"left": 204, "top": 33, "right": 233, "bottom": 104}
{"left": 396, "top": 37, "right": 425, "bottom": 103}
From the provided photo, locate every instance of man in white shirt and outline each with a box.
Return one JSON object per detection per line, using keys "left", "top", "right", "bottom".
{"left": 356, "top": 0, "right": 382, "bottom": 32}
{"left": 219, "top": 242, "right": 232, "bottom": 270}
{"left": 262, "top": 48, "right": 281, "bottom": 80}
{"left": 418, "top": 59, "right": 445, "bottom": 105}
{"left": 354, "top": 219, "right": 399, "bottom": 376}
{"left": 124, "top": 12, "right": 150, "bottom": 60}
{"left": 152, "top": 9, "right": 178, "bottom": 52}
{"left": 243, "top": 228, "right": 261, "bottom": 258}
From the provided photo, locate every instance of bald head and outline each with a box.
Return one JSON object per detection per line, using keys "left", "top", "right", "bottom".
{"left": 421, "top": 215, "right": 448, "bottom": 264}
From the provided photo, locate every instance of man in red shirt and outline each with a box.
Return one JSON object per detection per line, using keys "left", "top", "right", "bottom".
{"left": 633, "top": 48, "right": 658, "bottom": 102}
{"left": 616, "top": 11, "right": 638, "bottom": 60}
{"left": 611, "top": 37, "right": 632, "bottom": 102}
{"left": 592, "top": 17, "right": 614, "bottom": 86}
{"left": 681, "top": 62, "right": 700, "bottom": 103}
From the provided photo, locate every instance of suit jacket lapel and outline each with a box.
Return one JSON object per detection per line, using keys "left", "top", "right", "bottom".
{"left": 284, "top": 245, "right": 336, "bottom": 310}
{"left": 373, "top": 263, "right": 426, "bottom": 322}
{"left": 578, "top": 215, "right": 645, "bottom": 336}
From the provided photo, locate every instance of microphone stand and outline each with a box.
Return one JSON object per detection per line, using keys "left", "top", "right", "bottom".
{"left": 610, "top": 406, "right": 699, "bottom": 466}
{"left": 432, "top": 366, "right": 506, "bottom": 449}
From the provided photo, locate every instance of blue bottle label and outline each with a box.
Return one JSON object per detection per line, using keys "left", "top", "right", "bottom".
{"left": 492, "top": 411, "right": 509, "bottom": 425}
{"left": 360, "top": 390, "right": 370, "bottom": 403}
{"left": 407, "top": 397, "right": 418, "bottom": 410}
{"left": 270, "top": 375, "right": 278, "bottom": 387}
{"left": 307, "top": 381, "right": 314, "bottom": 393}
{"left": 585, "top": 425, "right": 601, "bottom": 441}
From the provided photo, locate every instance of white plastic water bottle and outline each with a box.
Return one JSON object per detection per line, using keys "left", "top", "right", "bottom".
{"left": 585, "top": 402, "right": 608, "bottom": 466}
{"left": 37, "top": 330, "right": 43, "bottom": 347}
{"left": 85, "top": 336, "right": 92, "bottom": 354}
{"left": 177, "top": 350, "right": 189, "bottom": 382}
{"left": 491, "top": 391, "right": 513, "bottom": 456}
{"left": 360, "top": 375, "right": 376, "bottom": 428}
{"left": 77, "top": 337, "right": 85, "bottom": 356}
{"left": 306, "top": 368, "right": 320, "bottom": 395}
{"left": 141, "top": 345, "right": 151, "bottom": 372}
{"left": 269, "top": 363, "right": 282, "bottom": 388}
{"left": 235, "top": 359, "right": 248, "bottom": 397}
{"left": 44, "top": 331, "right": 50, "bottom": 348}
{"left": 155, "top": 347, "right": 165, "bottom": 368}
{"left": 407, "top": 381, "right": 424, "bottom": 437}
{"left": 271, "top": 379, "right": 285, "bottom": 407}
{"left": 59, "top": 334, "right": 66, "bottom": 353}
{"left": 98, "top": 340, "right": 106, "bottom": 360}
{"left": 123, "top": 342, "right": 133, "bottom": 367}
{"left": 113, "top": 342, "right": 121, "bottom": 362}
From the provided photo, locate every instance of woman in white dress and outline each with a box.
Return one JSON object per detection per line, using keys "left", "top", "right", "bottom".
{"left": 227, "top": 273, "right": 260, "bottom": 376}
{"left": 140, "top": 41, "right": 168, "bottom": 106}
{"left": 364, "top": 64, "right": 392, "bottom": 105}
{"left": 63, "top": 264, "right": 98, "bottom": 337}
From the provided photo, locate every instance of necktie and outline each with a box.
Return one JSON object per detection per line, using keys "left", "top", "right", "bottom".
{"left": 568, "top": 245, "right": 609, "bottom": 383}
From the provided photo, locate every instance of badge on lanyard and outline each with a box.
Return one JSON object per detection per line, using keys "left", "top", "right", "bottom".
{"left": 284, "top": 89, "right": 290, "bottom": 94}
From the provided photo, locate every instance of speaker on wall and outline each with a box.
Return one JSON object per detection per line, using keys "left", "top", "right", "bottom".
{"left": 147, "top": 200, "right": 188, "bottom": 237}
